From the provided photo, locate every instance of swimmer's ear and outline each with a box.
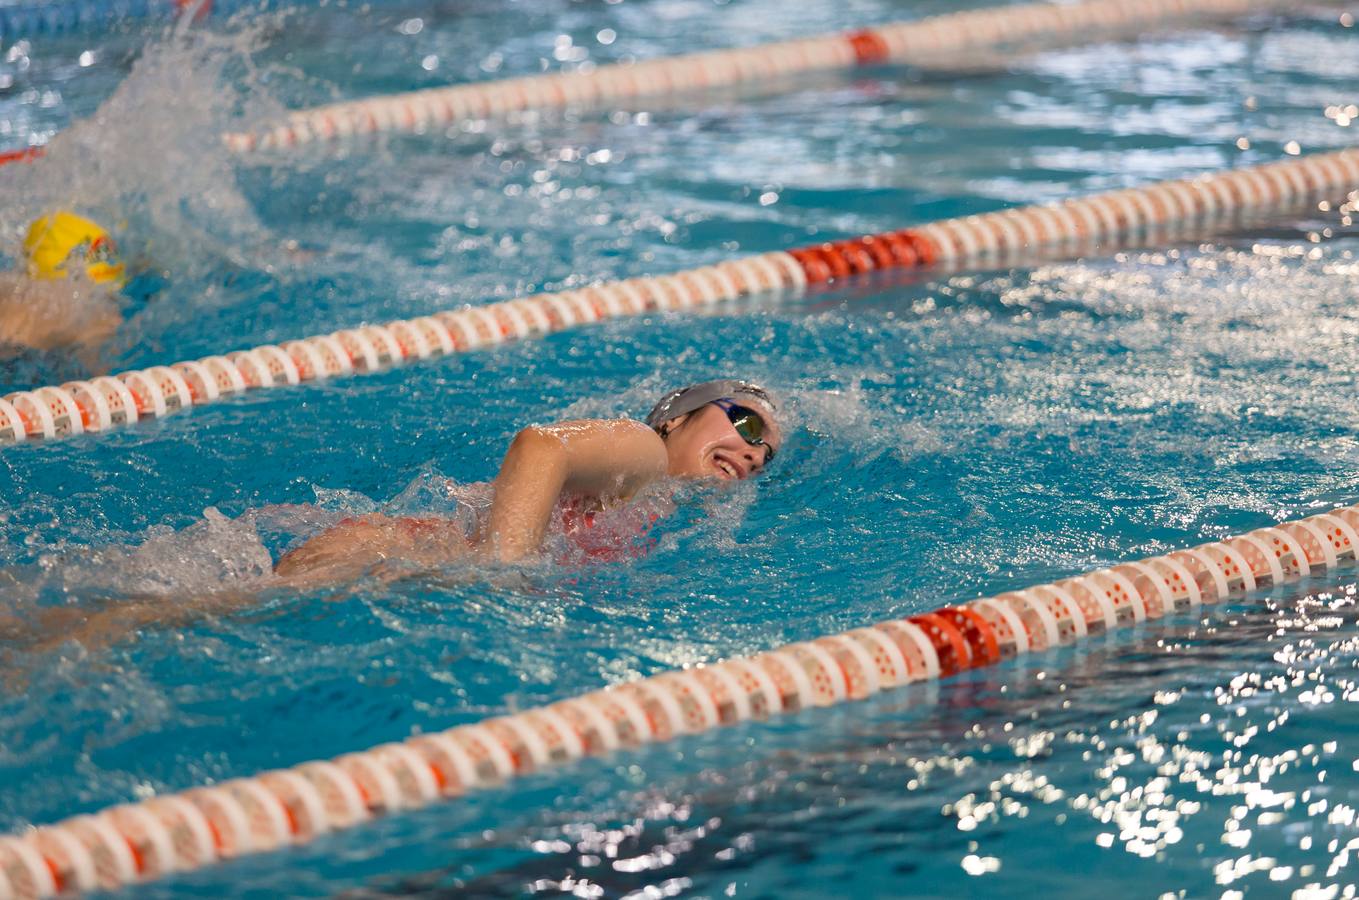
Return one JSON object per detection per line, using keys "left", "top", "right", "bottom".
{"left": 657, "top": 413, "right": 690, "bottom": 439}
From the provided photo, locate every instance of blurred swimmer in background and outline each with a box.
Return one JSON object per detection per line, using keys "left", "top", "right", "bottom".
{"left": 0, "top": 210, "right": 128, "bottom": 370}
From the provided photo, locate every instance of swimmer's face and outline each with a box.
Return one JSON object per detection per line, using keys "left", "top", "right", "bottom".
{"left": 661, "top": 402, "right": 780, "bottom": 481}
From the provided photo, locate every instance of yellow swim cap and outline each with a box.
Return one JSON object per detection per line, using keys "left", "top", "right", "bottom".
{"left": 23, "top": 210, "right": 126, "bottom": 286}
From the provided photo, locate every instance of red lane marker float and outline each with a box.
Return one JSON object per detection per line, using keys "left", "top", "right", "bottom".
{"left": 0, "top": 146, "right": 46, "bottom": 167}
{"left": 909, "top": 611, "right": 972, "bottom": 676}
{"left": 846, "top": 29, "right": 892, "bottom": 65}
{"left": 938, "top": 606, "right": 1002, "bottom": 667}
{"left": 787, "top": 230, "right": 939, "bottom": 286}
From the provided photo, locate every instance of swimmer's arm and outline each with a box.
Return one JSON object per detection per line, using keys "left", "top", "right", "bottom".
{"left": 0, "top": 274, "right": 121, "bottom": 364}
{"left": 485, "top": 418, "right": 667, "bottom": 563}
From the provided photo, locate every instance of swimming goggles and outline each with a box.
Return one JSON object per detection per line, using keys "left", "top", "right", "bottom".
{"left": 714, "top": 399, "right": 775, "bottom": 461}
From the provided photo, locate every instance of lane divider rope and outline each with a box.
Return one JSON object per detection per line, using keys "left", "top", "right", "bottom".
{"left": 223, "top": 0, "right": 1313, "bottom": 153}
{"left": 0, "top": 0, "right": 1325, "bottom": 169}
{"left": 2, "top": 502, "right": 1355, "bottom": 897}
{"left": 4, "top": 146, "right": 1356, "bottom": 447}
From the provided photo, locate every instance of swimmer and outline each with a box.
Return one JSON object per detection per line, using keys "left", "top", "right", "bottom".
{"left": 0, "top": 379, "right": 781, "bottom": 666}
{"left": 273, "top": 378, "right": 782, "bottom": 583}
{"left": 0, "top": 210, "right": 127, "bottom": 369}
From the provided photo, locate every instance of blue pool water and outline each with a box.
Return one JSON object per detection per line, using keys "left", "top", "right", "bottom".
{"left": 3, "top": 1, "right": 1359, "bottom": 896}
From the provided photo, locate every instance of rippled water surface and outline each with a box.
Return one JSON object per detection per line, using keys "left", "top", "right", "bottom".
{"left": 2, "top": 0, "right": 1359, "bottom": 897}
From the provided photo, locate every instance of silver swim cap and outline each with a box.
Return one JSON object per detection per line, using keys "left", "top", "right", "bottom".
{"left": 645, "top": 379, "right": 777, "bottom": 431}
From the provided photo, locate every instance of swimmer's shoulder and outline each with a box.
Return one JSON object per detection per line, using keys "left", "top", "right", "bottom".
{"left": 527, "top": 417, "right": 663, "bottom": 448}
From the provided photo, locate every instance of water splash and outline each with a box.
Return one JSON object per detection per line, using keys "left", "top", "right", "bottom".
{"left": 0, "top": 19, "right": 287, "bottom": 291}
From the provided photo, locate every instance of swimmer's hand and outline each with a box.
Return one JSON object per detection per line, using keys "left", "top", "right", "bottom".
{"left": 484, "top": 419, "right": 667, "bottom": 563}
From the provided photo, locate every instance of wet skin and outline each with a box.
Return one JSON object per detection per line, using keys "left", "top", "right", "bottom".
{"left": 276, "top": 403, "right": 782, "bottom": 581}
